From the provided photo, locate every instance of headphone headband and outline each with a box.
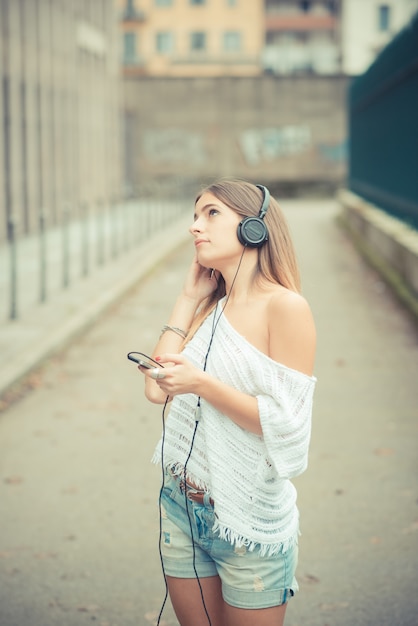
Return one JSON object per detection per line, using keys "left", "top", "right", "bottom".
{"left": 255, "top": 185, "right": 270, "bottom": 220}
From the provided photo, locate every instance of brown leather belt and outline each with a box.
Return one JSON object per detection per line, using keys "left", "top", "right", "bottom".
{"left": 169, "top": 466, "right": 214, "bottom": 506}
{"left": 185, "top": 490, "right": 214, "bottom": 507}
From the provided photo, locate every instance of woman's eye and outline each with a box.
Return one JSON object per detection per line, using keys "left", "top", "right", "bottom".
{"left": 209, "top": 208, "right": 219, "bottom": 217}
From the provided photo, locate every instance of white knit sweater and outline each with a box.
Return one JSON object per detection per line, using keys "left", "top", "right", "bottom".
{"left": 152, "top": 301, "right": 316, "bottom": 555}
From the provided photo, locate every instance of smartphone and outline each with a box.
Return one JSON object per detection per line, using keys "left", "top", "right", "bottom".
{"left": 127, "top": 352, "right": 164, "bottom": 369}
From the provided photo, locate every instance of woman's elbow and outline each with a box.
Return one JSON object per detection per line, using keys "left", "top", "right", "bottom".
{"left": 145, "top": 385, "right": 169, "bottom": 405}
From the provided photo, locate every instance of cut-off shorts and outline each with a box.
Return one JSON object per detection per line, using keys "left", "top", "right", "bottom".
{"left": 159, "top": 470, "right": 299, "bottom": 610}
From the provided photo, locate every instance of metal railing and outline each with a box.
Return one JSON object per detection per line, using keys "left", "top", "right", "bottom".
{"left": 1, "top": 180, "right": 191, "bottom": 322}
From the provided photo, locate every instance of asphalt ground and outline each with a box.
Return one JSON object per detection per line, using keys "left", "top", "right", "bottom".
{"left": 0, "top": 198, "right": 417, "bottom": 626}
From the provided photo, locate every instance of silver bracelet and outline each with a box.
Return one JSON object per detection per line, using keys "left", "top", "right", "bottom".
{"left": 160, "top": 324, "right": 187, "bottom": 339}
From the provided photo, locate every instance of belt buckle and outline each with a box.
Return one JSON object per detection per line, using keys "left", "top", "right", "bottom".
{"left": 186, "top": 488, "right": 200, "bottom": 502}
{"left": 169, "top": 465, "right": 186, "bottom": 492}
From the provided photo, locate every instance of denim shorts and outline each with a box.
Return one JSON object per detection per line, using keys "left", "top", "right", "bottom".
{"left": 159, "top": 470, "right": 299, "bottom": 609}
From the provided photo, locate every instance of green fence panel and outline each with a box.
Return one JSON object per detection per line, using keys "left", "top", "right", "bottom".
{"left": 349, "top": 13, "right": 418, "bottom": 228}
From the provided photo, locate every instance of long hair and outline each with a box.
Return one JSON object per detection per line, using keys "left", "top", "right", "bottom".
{"left": 186, "top": 179, "right": 301, "bottom": 341}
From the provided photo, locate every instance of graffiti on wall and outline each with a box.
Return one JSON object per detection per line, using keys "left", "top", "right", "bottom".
{"left": 143, "top": 129, "right": 206, "bottom": 163}
{"left": 141, "top": 126, "right": 346, "bottom": 171}
{"left": 318, "top": 141, "right": 348, "bottom": 162}
{"left": 239, "top": 126, "right": 311, "bottom": 166}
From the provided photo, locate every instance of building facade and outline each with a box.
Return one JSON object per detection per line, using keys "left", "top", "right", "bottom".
{"left": 118, "top": 0, "right": 418, "bottom": 78}
{"left": 117, "top": 0, "right": 264, "bottom": 77}
{"left": 0, "top": 0, "right": 122, "bottom": 242}
{"left": 341, "top": 0, "right": 418, "bottom": 75}
{"left": 263, "top": 0, "right": 342, "bottom": 75}
{"left": 117, "top": 0, "right": 343, "bottom": 76}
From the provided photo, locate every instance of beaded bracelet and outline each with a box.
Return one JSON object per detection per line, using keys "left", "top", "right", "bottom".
{"left": 160, "top": 324, "right": 187, "bottom": 339}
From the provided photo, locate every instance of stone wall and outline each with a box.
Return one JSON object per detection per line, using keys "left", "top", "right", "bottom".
{"left": 123, "top": 75, "right": 349, "bottom": 192}
{"left": 338, "top": 189, "right": 418, "bottom": 321}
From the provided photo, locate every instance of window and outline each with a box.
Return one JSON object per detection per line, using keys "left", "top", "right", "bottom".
{"left": 156, "top": 31, "right": 174, "bottom": 53}
{"left": 123, "top": 0, "right": 144, "bottom": 19}
{"left": 190, "top": 32, "right": 206, "bottom": 51}
{"left": 223, "top": 31, "right": 241, "bottom": 52}
{"left": 327, "top": 0, "right": 337, "bottom": 14}
{"left": 155, "top": 0, "right": 173, "bottom": 6}
{"left": 123, "top": 32, "right": 137, "bottom": 63}
{"left": 378, "top": 5, "right": 391, "bottom": 31}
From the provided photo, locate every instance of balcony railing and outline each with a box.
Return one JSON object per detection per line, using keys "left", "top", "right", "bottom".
{"left": 171, "top": 54, "right": 260, "bottom": 66}
{"left": 266, "top": 14, "right": 337, "bottom": 31}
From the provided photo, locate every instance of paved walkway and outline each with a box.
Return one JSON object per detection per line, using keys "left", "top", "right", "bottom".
{"left": 0, "top": 198, "right": 417, "bottom": 626}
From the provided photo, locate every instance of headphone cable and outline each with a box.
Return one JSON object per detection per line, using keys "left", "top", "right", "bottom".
{"left": 156, "top": 395, "right": 170, "bottom": 626}
{"left": 195, "top": 247, "right": 246, "bottom": 416}
{"left": 157, "top": 247, "right": 246, "bottom": 625}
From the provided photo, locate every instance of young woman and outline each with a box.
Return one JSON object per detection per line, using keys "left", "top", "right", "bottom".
{"left": 140, "top": 180, "right": 316, "bottom": 626}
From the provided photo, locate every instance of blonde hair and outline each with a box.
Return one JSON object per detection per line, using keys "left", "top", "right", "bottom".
{"left": 186, "top": 179, "right": 301, "bottom": 341}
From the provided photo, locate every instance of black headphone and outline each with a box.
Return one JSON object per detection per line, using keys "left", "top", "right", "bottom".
{"left": 237, "top": 184, "right": 270, "bottom": 248}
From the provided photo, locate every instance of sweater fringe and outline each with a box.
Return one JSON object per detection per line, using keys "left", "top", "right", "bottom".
{"left": 152, "top": 454, "right": 210, "bottom": 491}
{"left": 212, "top": 517, "right": 298, "bottom": 556}
{"left": 153, "top": 451, "right": 298, "bottom": 557}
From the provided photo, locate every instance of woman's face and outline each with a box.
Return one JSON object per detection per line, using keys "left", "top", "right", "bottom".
{"left": 190, "top": 192, "right": 243, "bottom": 269}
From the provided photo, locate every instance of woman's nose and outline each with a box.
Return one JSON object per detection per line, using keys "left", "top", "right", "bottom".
{"left": 189, "top": 218, "right": 202, "bottom": 235}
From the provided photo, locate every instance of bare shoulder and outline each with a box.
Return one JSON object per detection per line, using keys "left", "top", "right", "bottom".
{"left": 267, "top": 288, "right": 316, "bottom": 375}
{"left": 268, "top": 288, "right": 315, "bottom": 326}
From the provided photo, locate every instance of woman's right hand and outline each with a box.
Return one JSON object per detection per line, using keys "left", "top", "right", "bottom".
{"left": 182, "top": 255, "right": 219, "bottom": 303}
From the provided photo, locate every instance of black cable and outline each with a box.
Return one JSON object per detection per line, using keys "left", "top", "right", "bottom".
{"left": 194, "top": 248, "right": 246, "bottom": 416}
{"left": 157, "top": 248, "right": 247, "bottom": 625}
{"left": 182, "top": 423, "right": 212, "bottom": 625}
{"left": 156, "top": 396, "right": 170, "bottom": 626}
{"left": 180, "top": 249, "right": 247, "bottom": 625}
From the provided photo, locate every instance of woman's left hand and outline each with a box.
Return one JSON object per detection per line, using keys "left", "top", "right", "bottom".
{"left": 145, "top": 353, "right": 202, "bottom": 397}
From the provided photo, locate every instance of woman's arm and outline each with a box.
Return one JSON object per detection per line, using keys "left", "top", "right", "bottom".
{"left": 143, "top": 293, "right": 200, "bottom": 404}
{"left": 143, "top": 256, "right": 219, "bottom": 404}
{"left": 145, "top": 352, "right": 262, "bottom": 431}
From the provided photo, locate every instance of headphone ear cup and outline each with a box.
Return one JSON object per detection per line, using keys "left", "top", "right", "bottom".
{"left": 237, "top": 217, "right": 269, "bottom": 247}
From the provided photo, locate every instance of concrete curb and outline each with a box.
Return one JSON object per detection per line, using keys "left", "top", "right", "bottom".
{"left": 337, "top": 188, "right": 418, "bottom": 321}
{"left": 0, "top": 215, "right": 192, "bottom": 401}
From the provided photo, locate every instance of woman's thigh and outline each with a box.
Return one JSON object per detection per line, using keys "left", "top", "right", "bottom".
{"left": 167, "top": 576, "right": 288, "bottom": 626}
{"left": 160, "top": 472, "right": 297, "bottom": 623}
{"left": 166, "top": 575, "right": 224, "bottom": 626}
